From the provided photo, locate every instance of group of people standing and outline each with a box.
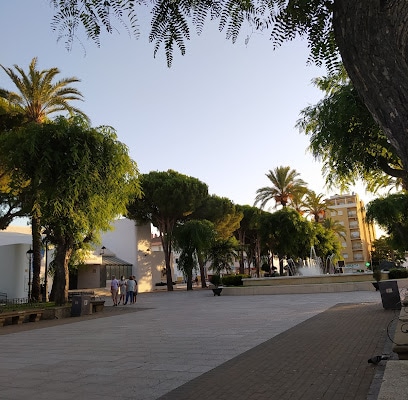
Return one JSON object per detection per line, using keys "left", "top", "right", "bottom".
{"left": 110, "top": 275, "right": 138, "bottom": 306}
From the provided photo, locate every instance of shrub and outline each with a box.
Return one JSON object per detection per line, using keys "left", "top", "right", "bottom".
{"left": 372, "top": 268, "right": 382, "bottom": 282}
{"left": 221, "top": 274, "right": 250, "bottom": 286}
{"left": 209, "top": 274, "right": 221, "bottom": 287}
{"left": 388, "top": 268, "right": 408, "bottom": 280}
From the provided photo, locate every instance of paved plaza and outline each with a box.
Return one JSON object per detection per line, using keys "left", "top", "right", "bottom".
{"left": 0, "top": 289, "right": 398, "bottom": 399}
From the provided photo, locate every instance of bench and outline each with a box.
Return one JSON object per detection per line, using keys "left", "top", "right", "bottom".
{"left": 68, "top": 291, "right": 96, "bottom": 301}
{"left": 91, "top": 299, "right": 105, "bottom": 313}
{"left": 0, "top": 309, "right": 45, "bottom": 327}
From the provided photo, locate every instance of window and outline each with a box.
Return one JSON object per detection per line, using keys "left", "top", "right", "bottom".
{"left": 106, "top": 265, "right": 133, "bottom": 280}
{"left": 342, "top": 253, "right": 349, "bottom": 259}
{"left": 338, "top": 210, "right": 343, "bottom": 215}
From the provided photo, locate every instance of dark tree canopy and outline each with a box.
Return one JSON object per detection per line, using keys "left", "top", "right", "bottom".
{"left": 366, "top": 194, "right": 408, "bottom": 252}
{"left": 49, "top": 1, "right": 408, "bottom": 183}
{"left": 0, "top": 116, "right": 140, "bottom": 304}
{"left": 298, "top": 69, "right": 407, "bottom": 192}
{"left": 127, "top": 169, "right": 208, "bottom": 290}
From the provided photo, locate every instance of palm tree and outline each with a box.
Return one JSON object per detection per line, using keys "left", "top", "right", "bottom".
{"left": 289, "top": 186, "right": 309, "bottom": 215}
{"left": 254, "top": 166, "right": 308, "bottom": 209}
{"left": 0, "top": 57, "right": 88, "bottom": 301}
{"left": 0, "top": 57, "right": 88, "bottom": 123}
{"left": 322, "top": 217, "right": 347, "bottom": 240}
{"left": 303, "top": 190, "right": 327, "bottom": 222}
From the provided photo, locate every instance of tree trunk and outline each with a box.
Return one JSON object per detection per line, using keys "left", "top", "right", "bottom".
{"left": 333, "top": 0, "right": 408, "bottom": 170}
{"left": 160, "top": 233, "right": 174, "bottom": 291}
{"left": 31, "top": 213, "right": 42, "bottom": 301}
{"left": 53, "top": 241, "right": 72, "bottom": 305}
{"left": 197, "top": 253, "right": 207, "bottom": 288}
{"left": 238, "top": 230, "right": 245, "bottom": 275}
{"left": 186, "top": 269, "right": 193, "bottom": 290}
{"left": 254, "top": 234, "right": 261, "bottom": 278}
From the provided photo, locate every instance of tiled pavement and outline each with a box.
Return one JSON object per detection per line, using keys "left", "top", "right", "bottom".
{"left": 158, "top": 302, "right": 396, "bottom": 400}
{"left": 0, "top": 289, "right": 398, "bottom": 399}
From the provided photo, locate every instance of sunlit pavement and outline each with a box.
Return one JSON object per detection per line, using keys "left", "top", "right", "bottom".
{"left": 0, "top": 289, "right": 388, "bottom": 400}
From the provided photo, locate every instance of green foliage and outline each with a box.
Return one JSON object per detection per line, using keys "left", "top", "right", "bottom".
{"left": 0, "top": 57, "right": 88, "bottom": 123}
{"left": 150, "top": 0, "right": 190, "bottom": 67}
{"left": 388, "top": 268, "right": 408, "bottom": 280}
{"left": 303, "top": 190, "right": 327, "bottom": 222}
{"left": 173, "top": 219, "right": 215, "bottom": 289}
{"left": 254, "top": 166, "right": 308, "bottom": 209}
{"left": 208, "top": 237, "right": 238, "bottom": 274}
{"left": 127, "top": 169, "right": 208, "bottom": 289}
{"left": 0, "top": 117, "right": 140, "bottom": 239}
{"left": 50, "top": 0, "right": 140, "bottom": 51}
{"left": 259, "top": 208, "right": 314, "bottom": 259}
{"left": 192, "top": 195, "right": 243, "bottom": 240}
{"left": 127, "top": 170, "right": 208, "bottom": 229}
{"left": 297, "top": 68, "right": 407, "bottom": 192}
{"left": 371, "top": 236, "right": 406, "bottom": 267}
{"left": 372, "top": 267, "right": 382, "bottom": 282}
{"left": 0, "top": 116, "right": 141, "bottom": 304}
{"left": 322, "top": 217, "right": 346, "bottom": 240}
{"left": 312, "top": 223, "right": 341, "bottom": 260}
{"left": 209, "top": 274, "right": 222, "bottom": 287}
{"left": 366, "top": 194, "right": 408, "bottom": 251}
{"left": 50, "top": 1, "right": 338, "bottom": 70}
{"left": 221, "top": 274, "right": 249, "bottom": 286}
{"left": 270, "top": 1, "right": 338, "bottom": 71}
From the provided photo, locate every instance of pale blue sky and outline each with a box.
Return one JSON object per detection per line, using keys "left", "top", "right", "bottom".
{"left": 2, "top": 1, "right": 372, "bottom": 209}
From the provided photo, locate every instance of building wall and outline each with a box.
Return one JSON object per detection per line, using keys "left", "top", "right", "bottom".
{"left": 136, "top": 224, "right": 166, "bottom": 292}
{"left": 77, "top": 264, "right": 101, "bottom": 289}
{"left": 0, "top": 243, "right": 31, "bottom": 299}
{"left": 325, "top": 193, "right": 376, "bottom": 270}
{"left": 99, "top": 218, "right": 138, "bottom": 290}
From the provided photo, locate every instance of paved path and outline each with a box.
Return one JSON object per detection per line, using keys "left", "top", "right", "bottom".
{"left": 0, "top": 290, "right": 397, "bottom": 400}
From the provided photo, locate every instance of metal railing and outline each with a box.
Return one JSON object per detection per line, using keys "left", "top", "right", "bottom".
{"left": 0, "top": 297, "right": 45, "bottom": 313}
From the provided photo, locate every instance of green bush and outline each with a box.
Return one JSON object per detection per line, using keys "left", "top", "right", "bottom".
{"left": 209, "top": 274, "right": 221, "bottom": 286}
{"left": 221, "top": 274, "right": 250, "bottom": 286}
{"left": 388, "top": 268, "right": 408, "bottom": 279}
{"left": 372, "top": 268, "right": 382, "bottom": 282}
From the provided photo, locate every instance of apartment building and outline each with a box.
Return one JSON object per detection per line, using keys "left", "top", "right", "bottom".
{"left": 325, "top": 193, "right": 376, "bottom": 271}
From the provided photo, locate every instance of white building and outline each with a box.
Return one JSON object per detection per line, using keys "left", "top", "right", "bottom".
{"left": 0, "top": 230, "right": 35, "bottom": 299}
{"left": 0, "top": 218, "right": 181, "bottom": 299}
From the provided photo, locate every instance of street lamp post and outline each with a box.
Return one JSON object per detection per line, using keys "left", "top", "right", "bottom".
{"left": 26, "top": 247, "right": 34, "bottom": 302}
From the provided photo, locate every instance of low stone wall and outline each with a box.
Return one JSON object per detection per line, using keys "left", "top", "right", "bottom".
{"left": 222, "top": 277, "right": 408, "bottom": 296}
{"left": 242, "top": 272, "right": 390, "bottom": 287}
{"left": 42, "top": 305, "right": 71, "bottom": 320}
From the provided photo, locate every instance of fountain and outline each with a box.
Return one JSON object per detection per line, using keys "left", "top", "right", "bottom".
{"left": 237, "top": 246, "right": 387, "bottom": 295}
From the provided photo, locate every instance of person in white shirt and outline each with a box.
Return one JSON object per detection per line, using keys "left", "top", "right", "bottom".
{"left": 110, "top": 275, "right": 120, "bottom": 306}
{"left": 118, "top": 276, "right": 127, "bottom": 305}
{"left": 124, "top": 276, "right": 136, "bottom": 305}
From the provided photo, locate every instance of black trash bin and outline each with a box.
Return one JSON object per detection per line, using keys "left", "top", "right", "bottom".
{"left": 71, "top": 295, "right": 93, "bottom": 316}
{"left": 378, "top": 281, "right": 401, "bottom": 310}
